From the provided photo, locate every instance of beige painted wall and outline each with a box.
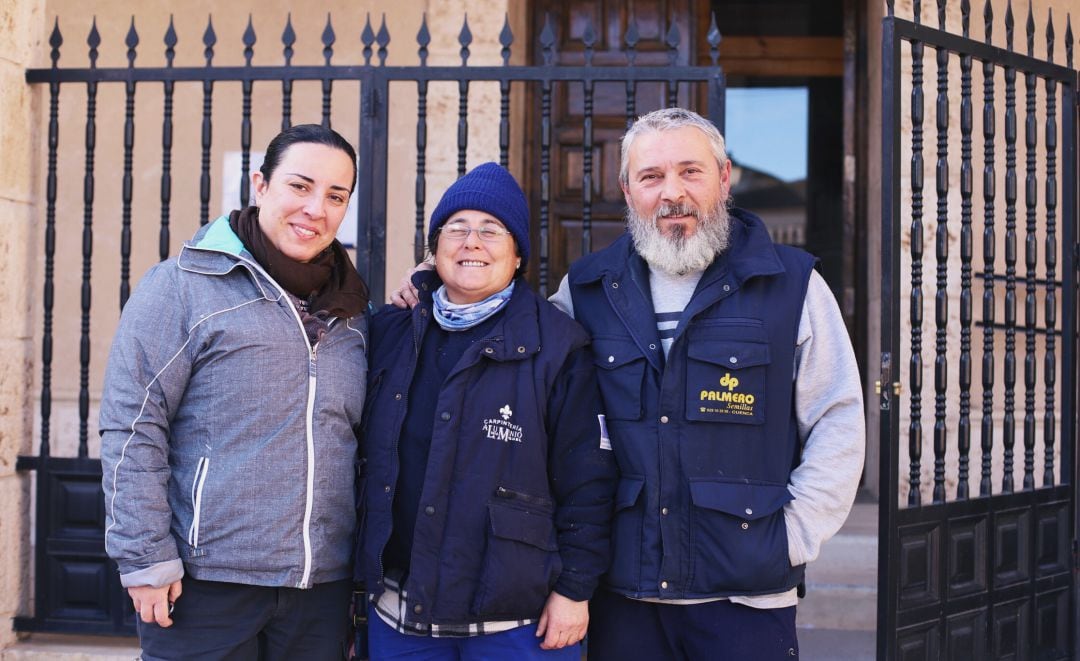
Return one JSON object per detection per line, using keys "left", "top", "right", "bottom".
{"left": 888, "top": 0, "right": 1077, "bottom": 505}
{"left": 0, "top": 0, "right": 45, "bottom": 645}
{"left": 32, "top": 0, "right": 527, "bottom": 460}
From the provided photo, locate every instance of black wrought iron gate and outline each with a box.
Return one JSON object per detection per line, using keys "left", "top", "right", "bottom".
{"left": 16, "top": 11, "right": 724, "bottom": 636}
{"left": 878, "top": 1, "right": 1078, "bottom": 658}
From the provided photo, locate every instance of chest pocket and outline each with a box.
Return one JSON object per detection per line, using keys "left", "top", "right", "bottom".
{"left": 592, "top": 336, "right": 646, "bottom": 421}
{"left": 685, "top": 325, "right": 769, "bottom": 425}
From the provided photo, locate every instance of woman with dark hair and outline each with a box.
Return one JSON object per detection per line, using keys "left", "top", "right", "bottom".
{"left": 100, "top": 124, "right": 369, "bottom": 659}
{"left": 358, "top": 163, "right": 616, "bottom": 659}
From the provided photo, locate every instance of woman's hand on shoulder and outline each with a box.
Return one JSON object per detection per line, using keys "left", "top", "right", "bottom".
{"left": 535, "top": 591, "right": 588, "bottom": 650}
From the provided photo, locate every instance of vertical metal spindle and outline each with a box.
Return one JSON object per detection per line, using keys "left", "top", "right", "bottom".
{"left": 199, "top": 17, "right": 216, "bottom": 225}
{"left": 957, "top": 0, "right": 973, "bottom": 500}
{"left": 39, "top": 19, "right": 62, "bottom": 459}
{"left": 240, "top": 16, "right": 256, "bottom": 208}
{"left": 1002, "top": 1, "right": 1017, "bottom": 494}
{"left": 457, "top": 16, "right": 472, "bottom": 176}
{"left": 281, "top": 15, "right": 295, "bottom": 131}
{"left": 624, "top": 18, "right": 639, "bottom": 129}
{"left": 665, "top": 21, "right": 680, "bottom": 107}
{"left": 120, "top": 18, "right": 138, "bottom": 310}
{"left": 321, "top": 14, "right": 335, "bottom": 129}
{"left": 78, "top": 19, "right": 101, "bottom": 458}
{"left": 582, "top": 18, "right": 596, "bottom": 258}
{"left": 498, "top": 15, "right": 513, "bottom": 168}
{"left": 931, "top": 1, "right": 949, "bottom": 503}
{"left": 980, "top": 0, "right": 996, "bottom": 496}
{"left": 997, "top": 1, "right": 1015, "bottom": 496}
{"left": 1042, "top": 12, "right": 1059, "bottom": 487}
{"left": 539, "top": 14, "right": 555, "bottom": 296}
{"left": 160, "top": 17, "right": 176, "bottom": 260}
{"left": 414, "top": 15, "right": 430, "bottom": 263}
{"left": 908, "top": 33, "right": 926, "bottom": 506}
{"left": 707, "top": 13, "right": 724, "bottom": 133}
{"left": 1022, "top": 3, "right": 1038, "bottom": 490}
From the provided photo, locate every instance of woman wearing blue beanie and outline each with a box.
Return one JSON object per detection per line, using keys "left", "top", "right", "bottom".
{"left": 357, "top": 163, "right": 616, "bottom": 659}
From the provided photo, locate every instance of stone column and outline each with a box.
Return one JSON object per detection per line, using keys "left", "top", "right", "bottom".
{"left": 0, "top": 0, "right": 45, "bottom": 647}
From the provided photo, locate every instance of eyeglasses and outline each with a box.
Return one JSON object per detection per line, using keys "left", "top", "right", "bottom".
{"left": 439, "top": 223, "right": 513, "bottom": 242}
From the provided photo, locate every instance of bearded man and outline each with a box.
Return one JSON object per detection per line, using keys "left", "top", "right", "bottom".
{"left": 391, "top": 107, "right": 864, "bottom": 660}
{"left": 547, "top": 107, "right": 864, "bottom": 660}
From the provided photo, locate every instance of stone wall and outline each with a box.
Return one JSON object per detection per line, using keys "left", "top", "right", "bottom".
{"left": 0, "top": 0, "right": 45, "bottom": 646}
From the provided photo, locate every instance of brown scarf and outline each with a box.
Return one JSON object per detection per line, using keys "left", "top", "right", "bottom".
{"left": 229, "top": 206, "right": 369, "bottom": 318}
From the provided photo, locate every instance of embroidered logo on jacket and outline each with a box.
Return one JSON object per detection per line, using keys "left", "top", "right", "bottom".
{"left": 483, "top": 404, "right": 524, "bottom": 443}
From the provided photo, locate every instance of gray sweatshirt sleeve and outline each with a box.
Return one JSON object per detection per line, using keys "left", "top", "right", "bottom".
{"left": 99, "top": 263, "right": 189, "bottom": 588}
{"left": 784, "top": 270, "right": 866, "bottom": 567}
{"left": 549, "top": 274, "right": 575, "bottom": 318}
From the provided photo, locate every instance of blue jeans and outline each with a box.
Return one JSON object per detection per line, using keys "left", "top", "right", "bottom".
{"left": 367, "top": 603, "right": 581, "bottom": 660}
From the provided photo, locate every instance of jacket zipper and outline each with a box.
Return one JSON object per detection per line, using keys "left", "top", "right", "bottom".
{"left": 300, "top": 340, "right": 319, "bottom": 588}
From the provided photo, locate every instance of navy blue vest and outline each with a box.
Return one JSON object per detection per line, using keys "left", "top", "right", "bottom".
{"left": 568, "top": 208, "right": 815, "bottom": 598}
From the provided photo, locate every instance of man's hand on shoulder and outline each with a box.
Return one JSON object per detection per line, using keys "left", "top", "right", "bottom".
{"left": 388, "top": 260, "right": 434, "bottom": 309}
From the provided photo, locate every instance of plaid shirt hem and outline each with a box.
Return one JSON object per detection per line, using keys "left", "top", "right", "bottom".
{"left": 372, "top": 571, "right": 535, "bottom": 638}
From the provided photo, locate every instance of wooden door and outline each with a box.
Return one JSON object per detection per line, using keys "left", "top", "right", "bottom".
{"left": 525, "top": 0, "right": 701, "bottom": 294}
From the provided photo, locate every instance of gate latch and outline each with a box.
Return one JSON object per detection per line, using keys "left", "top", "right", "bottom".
{"left": 877, "top": 352, "right": 897, "bottom": 411}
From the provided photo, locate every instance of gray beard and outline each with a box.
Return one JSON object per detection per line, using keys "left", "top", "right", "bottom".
{"left": 627, "top": 201, "right": 732, "bottom": 276}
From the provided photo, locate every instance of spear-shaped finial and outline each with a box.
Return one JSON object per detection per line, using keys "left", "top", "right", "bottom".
{"left": 322, "top": 13, "right": 335, "bottom": 66}
{"left": 243, "top": 14, "right": 256, "bottom": 66}
{"left": 499, "top": 13, "right": 513, "bottom": 65}
{"left": 417, "top": 13, "right": 430, "bottom": 66}
{"left": 707, "top": 11, "right": 721, "bottom": 66}
{"left": 376, "top": 14, "right": 389, "bottom": 66}
{"left": 126, "top": 17, "right": 139, "bottom": 67}
{"left": 87, "top": 17, "right": 100, "bottom": 68}
{"left": 203, "top": 15, "right": 216, "bottom": 66}
{"left": 539, "top": 13, "right": 555, "bottom": 66}
{"left": 458, "top": 14, "right": 472, "bottom": 65}
{"left": 164, "top": 15, "right": 176, "bottom": 67}
{"left": 281, "top": 14, "right": 295, "bottom": 66}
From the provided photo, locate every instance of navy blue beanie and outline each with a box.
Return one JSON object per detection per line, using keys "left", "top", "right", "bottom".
{"left": 428, "top": 162, "right": 530, "bottom": 262}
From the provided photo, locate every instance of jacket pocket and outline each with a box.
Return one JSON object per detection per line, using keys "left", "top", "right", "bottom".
{"left": 607, "top": 475, "right": 645, "bottom": 590}
{"left": 187, "top": 457, "right": 211, "bottom": 552}
{"left": 592, "top": 336, "right": 646, "bottom": 421}
{"left": 688, "top": 479, "right": 792, "bottom": 592}
{"left": 685, "top": 338, "right": 769, "bottom": 425}
{"left": 471, "top": 500, "right": 561, "bottom": 620}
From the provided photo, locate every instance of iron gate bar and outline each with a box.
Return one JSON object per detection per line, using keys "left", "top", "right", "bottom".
{"left": 879, "top": 1, "right": 1079, "bottom": 658}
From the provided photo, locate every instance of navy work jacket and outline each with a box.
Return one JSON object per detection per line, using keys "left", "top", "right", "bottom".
{"left": 567, "top": 208, "right": 816, "bottom": 599}
{"left": 358, "top": 274, "right": 617, "bottom": 625}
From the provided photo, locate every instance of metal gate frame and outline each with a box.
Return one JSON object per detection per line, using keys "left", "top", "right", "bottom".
{"left": 878, "top": 1, "right": 1078, "bottom": 658}
{"left": 16, "top": 11, "right": 726, "bottom": 636}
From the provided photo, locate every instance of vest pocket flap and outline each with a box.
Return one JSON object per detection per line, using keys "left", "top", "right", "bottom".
{"left": 488, "top": 504, "right": 558, "bottom": 551}
{"left": 689, "top": 481, "right": 792, "bottom": 520}
{"left": 615, "top": 476, "right": 645, "bottom": 511}
{"left": 592, "top": 337, "right": 645, "bottom": 369}
{"left": 687, "top": 340, "right": 770, "bottom": 369}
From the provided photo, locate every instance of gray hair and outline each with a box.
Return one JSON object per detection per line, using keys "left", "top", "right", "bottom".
{"left": 618, "top": 107, "right": 729, "bottom": 187}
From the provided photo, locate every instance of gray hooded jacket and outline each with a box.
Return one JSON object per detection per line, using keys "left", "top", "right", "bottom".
{"left": 100, "top": 217, "right": 367, "bottom": 590}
